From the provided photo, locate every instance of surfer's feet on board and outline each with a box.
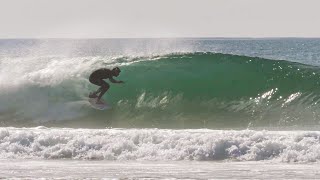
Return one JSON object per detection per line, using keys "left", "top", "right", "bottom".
{"left": 89, "top": 92, "right": 98, "bottom": 98}
{"left": 96, "top": 100, "right": 104, "bottom": 104}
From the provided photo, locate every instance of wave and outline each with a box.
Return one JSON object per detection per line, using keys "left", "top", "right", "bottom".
{"left": 1, "top": 52, "right": 320, "bottom": 128}
{"left": 0, "top": 127, "right": 320, "bottom": 162}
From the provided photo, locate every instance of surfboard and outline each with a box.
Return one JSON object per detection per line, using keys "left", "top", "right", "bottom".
{"left": 88, "top": 98, "right": 110, "bottom": 110}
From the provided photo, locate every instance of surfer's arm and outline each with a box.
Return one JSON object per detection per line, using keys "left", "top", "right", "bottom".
{"left": 109, "top": 77, "right": 124, "bottom": 83}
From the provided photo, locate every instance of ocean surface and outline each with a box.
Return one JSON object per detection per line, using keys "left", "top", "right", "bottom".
{"left": 1, "top": 38, "right": 320, "bottom": 179}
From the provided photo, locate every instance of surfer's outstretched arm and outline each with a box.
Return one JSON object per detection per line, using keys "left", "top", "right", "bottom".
{"left": 109, "top": 77, "right": 124, "bottom": 83}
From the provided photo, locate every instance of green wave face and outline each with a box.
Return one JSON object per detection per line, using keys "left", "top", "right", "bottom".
{"left": 102, "top": 53, "right": 320, "bottom": 129}
{"left": 2, "top": 53, "right": 320, "bottom": 129}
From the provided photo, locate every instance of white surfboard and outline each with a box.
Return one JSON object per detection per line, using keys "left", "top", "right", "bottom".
{"left": 88, "top": 98, "right": 110, "bottom": 110}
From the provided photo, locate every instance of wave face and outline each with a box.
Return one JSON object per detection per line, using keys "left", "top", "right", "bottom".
{"left": 1, "top": 52, "right": 320, "bottom": 128}
{"left": 1, "top": 127, "right": 320, "bottom": 162}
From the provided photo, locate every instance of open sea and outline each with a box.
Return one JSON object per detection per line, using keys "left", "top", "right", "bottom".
{"left": 1, "top": 38, "right": 320, "bottom": 179}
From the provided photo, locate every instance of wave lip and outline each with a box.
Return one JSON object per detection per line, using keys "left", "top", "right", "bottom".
{"left": 0, "top": 127, "right": 319, "bottom": 162}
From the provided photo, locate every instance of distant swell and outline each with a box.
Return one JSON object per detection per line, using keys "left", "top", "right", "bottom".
{"left": 1, "top": 52, "right": 320, "bottom": 128}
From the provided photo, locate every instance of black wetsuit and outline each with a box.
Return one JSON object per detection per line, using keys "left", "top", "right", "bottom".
{"left": 89, "top": 68, "right": 112, "bottom": 87}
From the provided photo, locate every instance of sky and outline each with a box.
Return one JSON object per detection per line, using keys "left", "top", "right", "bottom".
{"left": 0, "top": 0, "right": 320, "bottom": 38}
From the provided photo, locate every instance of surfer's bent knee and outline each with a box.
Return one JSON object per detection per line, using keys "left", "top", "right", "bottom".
{"left": 101, "top": 82, "right": 110, "bottom": 90}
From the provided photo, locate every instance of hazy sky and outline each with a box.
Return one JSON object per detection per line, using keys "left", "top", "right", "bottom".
{"left": 1, "top": 0, "right": 320, "bottom": 38}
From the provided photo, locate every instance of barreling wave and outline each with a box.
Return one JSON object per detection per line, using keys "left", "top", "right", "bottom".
{"left": 1, "top": 52, "right": 320, "bottom": 128}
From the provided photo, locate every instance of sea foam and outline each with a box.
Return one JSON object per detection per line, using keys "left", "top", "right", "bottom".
{"left": 0, "top": 127, "right": 319, "bottom": 162}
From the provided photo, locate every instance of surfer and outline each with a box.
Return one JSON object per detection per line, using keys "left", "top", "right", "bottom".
{"left": 89, "top": 67, "right": 124, "bottom": 104}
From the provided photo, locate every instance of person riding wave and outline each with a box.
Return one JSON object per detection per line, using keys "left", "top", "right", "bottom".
{"left": 89, "top": 67, "right": 124, "bottom": 104}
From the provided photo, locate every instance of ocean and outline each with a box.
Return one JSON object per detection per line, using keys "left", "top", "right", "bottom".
{"left": 1, "top": 38, "right": 320, "bottom": 179}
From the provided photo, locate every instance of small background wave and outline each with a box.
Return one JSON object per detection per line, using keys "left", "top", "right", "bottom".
{"left": 1, "top": 51, "right": 320, "bottom": 129}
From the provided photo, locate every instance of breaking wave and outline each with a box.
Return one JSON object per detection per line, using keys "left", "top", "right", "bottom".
{"left": 1, "top": 53, "right": 320, "bottom": 128}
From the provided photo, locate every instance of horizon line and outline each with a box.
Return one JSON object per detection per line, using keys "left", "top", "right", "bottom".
{"left": 1, "top": 37, "right": 320, "bottom": 40}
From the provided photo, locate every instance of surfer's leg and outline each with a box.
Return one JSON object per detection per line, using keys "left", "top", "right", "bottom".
{"left": 90, "top": 86, "right": 104, "bottom": 98}
{"left": 97, "top": 82, "right": 110, "bottom": 101}
{"left": 89, "top": 89, "right": 100, "bottom": 98}
{"left": 89, "top": 78, "right": 104, "bottom": 98}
